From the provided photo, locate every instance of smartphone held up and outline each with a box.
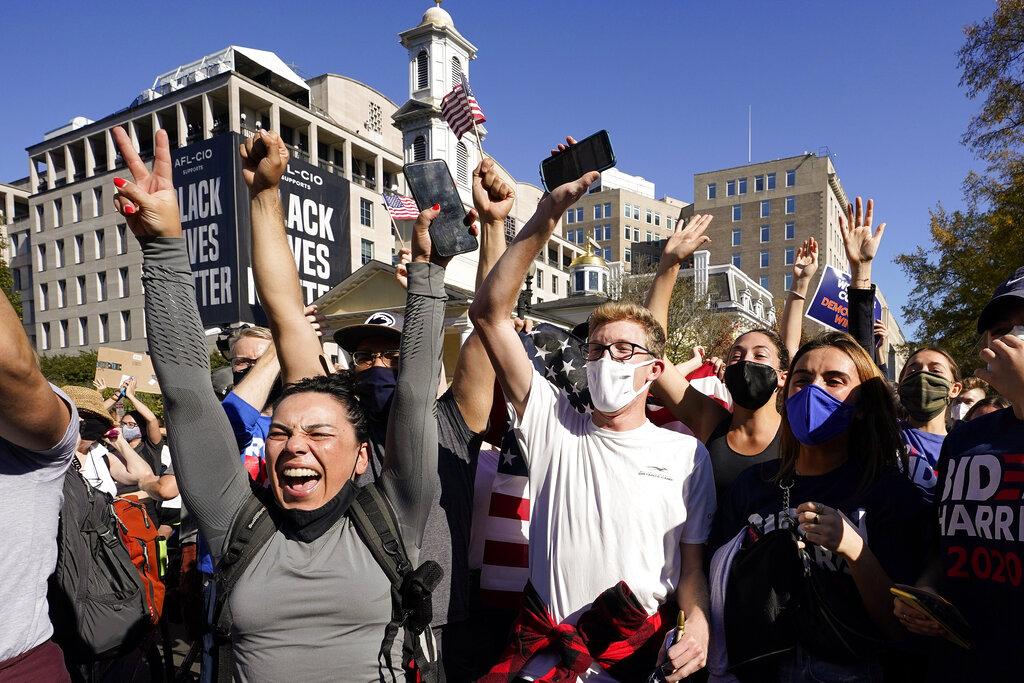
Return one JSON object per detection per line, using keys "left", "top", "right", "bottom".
{"left": 540, "top": 130, "right": 616, "bottom": 192}
{"left": 402, "top": 159, "right": 479, "bottom": 259}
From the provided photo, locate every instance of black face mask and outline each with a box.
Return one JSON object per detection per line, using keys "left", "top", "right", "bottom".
{"left": 79, "top": 416, "right": 110, "bottom": 441}
{"left": 281, "top": 479, "right": 358, "bottom": 543}
{"left": 724, "top": 361, "right": 779, "bottom": 410}
{"left": 356, "top": 366, "right": 397, "bottom": 418}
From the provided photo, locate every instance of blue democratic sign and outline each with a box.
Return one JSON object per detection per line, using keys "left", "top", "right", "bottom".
{"left": 805, "top": 264, "right": 882, "bottom": 331}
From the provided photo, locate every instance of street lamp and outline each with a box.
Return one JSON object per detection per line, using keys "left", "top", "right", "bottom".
{"left": 516, "top": 263, "right": 537, "bottom": 319}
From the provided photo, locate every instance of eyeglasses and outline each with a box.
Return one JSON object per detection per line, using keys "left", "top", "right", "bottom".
{"left": 352, "top": 350, "right": 401, "bottom": 368}
{"left": 579, "top": 341, "right": 653, "bottom": 362}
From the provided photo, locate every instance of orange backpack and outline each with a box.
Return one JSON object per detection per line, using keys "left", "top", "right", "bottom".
{"left": 112, "top": 497, "right": 165, "bottom": 624}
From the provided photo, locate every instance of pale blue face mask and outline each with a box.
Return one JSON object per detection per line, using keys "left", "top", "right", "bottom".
{"left": 120, "top": 424, "right": 142, "bottom": 442}
{"left": 785, "top": 384, "right": 855, "bottom": 446}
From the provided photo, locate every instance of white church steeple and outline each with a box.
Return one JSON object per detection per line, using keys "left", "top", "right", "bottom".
{"left": 393, "top": 2, "right": 483, "bottom": 196}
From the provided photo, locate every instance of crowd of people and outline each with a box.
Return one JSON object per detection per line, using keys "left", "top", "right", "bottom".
{"left": 1, "top": 125, "right": 1022, "bottom": 683}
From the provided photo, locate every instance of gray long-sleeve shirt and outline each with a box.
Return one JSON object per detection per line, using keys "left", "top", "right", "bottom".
{"left": 140, "top": 237, "right": 445, "bottom": 681}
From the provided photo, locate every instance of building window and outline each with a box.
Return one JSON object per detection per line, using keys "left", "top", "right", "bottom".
{"left": 451, "top": 57, "right": 463, "bottom": 89}
{"left": 623, "top": 226, "right": 631, "bottom": 241}
{"left": 738, "top": 177, "right": 748, "bottom": 194}
{"left": 732, "top": 228, "right": 741, "bottom": 246}
{"left": 785, "top": 273, "right": 793, "bottom": 290}
{"left": 624, "top": 249, "right": 631, "bottom": 263}
{"left": 118, "top": 267, "right": 129, "bottom": 297}
{"left": 72, "top": 193, "right": 82, "bottom": 222}
{"left": 59, "top": 319, "right": 68, "bottom": 348}
{"left": 456, "top": 142, "right": 469, "bottom": 186}
{"left": 36, "top": 244, "right": 46, "bottom": 272}
{"left": 120, "top": 311, "right": 131, "bottom": 341}
{"left": 504, "top": 216, "right": 517, "bottom": 245}
{"left": 38, "top": 283, "right": 48, "bottom": 311}
{"left": 361, "top": 238, "right": 374, "bottom": 265}
{"left": 732, "top": 205, "right": 741, "bottom": 221}
{"left": 632, "top": 205, "right": 639, "bottom": 219}
{"left": 785, "top": 246, "right": 795, "bottom": 265}
{"left": 654, "top": 213, "right": 661, "bottom": 227}
{"left": 98, "top": 313, "right": 108, "bottom": 343}
{"left": 760, "top": 200, "right": 770, "bottom": 218}
{"left": 785, "top": 196, "right": 795, "bottom": 214}
{"left": 732, "top": 253, "right": 742, "bottom": 268}
{"left": 574, "top": 270, "right": 584, "bottom": 292}
{"left": 53, "top": 199, "right": 62, "bottom": 228}
{"left": 633, "top": 227, "right": 640, "bottom": 241}
{"left": 416, "top": 50, "right": 429, "bottom": 91}
{"left": 575, "top": 207, "right": 584, "bottom": 223}
{"left": 786, "top": 169, "right": 796, "bottom": 187}
{"left": 760, "top": 250, "right": 769, "bottom": 268}
{"left": 603, "top": 248, "right": 612, "bottom": 260}
{"left": 760, "top": 225, "right": 770, "bottom": 242}
{"left": 78, "top": 317, "right": 88, "bottom": 346}
{"left": 623, "top": 203, "right": 631, "bottom": 218}
{"left": 726, "top": 180, "right": 736, "bottom": 196}
{"left": 35, "top": 205, "right": 43, "bottom": 232}
{"left": 360, "top": 198, "right": 372, "bottom": 227}
{"left": 117, "top": 224, "right": 128, "bottom": 254}
{"left": 755, "top": 175, "right": 765, "bottom": 192}
{"left": 645, "top": 209, "right": 652, "bottom": 224}
{"left": 94, "top": 230, "right": 105, "bottom": 259}
{"left": 552, "top": 277, "right": 558, "bottom": 295}
{"left": 566, "top": 210, "right": 575, "bottom": 224}
{"left": 767, "top": 172, "right": 776, "bottom": 190}
{"left": 74, "top": 234, "right": 83, "bottom": 264}
{"left": 412, "top": 135, "right": 427, "bottom": 162}
{"left": 593, "top": 205, "right": 601, "bottom": 220}
{"left": 55, "top": 239, "right": 65, "bottom": 268}
{"left": 603, "top": 202, "right": 611, "bottom": 218}
{"left": 759, "top": 275, "right": 770, "bottom": 289}
{"left": 57, "top": 280, "right": 66, "bottom": 308}
{"left": 707, "top": 183, "right": 717, "bottom": 199}
{"left": 92, "top": 187, "right": 103, "bottom": 217}
{"left": 96, "top": 272, "right": 106, "bottom": 301}
{"left": 76, "top": 275, "right": 85, "bottom": 304}
{"left": 785, "top": 221, "right": 795, "bottom": 240}
{"left": 535, "top": 270, "right": 543, "bottom": 290}
{"left": 645, "top": 231, "right": 653, "bottom": 242}
{"left": 41, "top": 322, "right": 50, "bottom": 350}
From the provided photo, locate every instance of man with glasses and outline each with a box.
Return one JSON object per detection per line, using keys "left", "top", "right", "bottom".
{"left": 469, "top": 145, "right": 715, "bottom": 681}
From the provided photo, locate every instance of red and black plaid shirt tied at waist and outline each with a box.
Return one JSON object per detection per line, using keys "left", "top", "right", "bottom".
{"left": 481, "top": 580, "right": 672, "bottom": 682}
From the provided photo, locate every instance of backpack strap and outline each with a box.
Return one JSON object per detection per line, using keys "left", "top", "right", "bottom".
{"left": 349, "top": 485, "right": 443, "bottom": 683}
{"left": 211, "top": 492, "right": 278, "bottom": 683}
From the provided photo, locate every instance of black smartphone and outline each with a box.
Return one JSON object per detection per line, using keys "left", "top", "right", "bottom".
{"left": 403, "top": 159, "right": 478, "bottom": 259}
{"left": 540, "top": 130, "right": 616, "bottom": 192}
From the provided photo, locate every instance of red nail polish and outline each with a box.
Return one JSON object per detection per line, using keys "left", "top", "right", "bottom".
{"left": 124, "top": 205, "right": 135, "bottom": 215}
{"left": 113, "top": 177, "right": 127, "bottom": 188}
{"left": 431, "top": 203, "right": 440, "bottom": 211}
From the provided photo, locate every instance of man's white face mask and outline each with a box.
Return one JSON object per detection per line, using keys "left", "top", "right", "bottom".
{"left": 585, "top": 357, "right": 655, "bottom": 414}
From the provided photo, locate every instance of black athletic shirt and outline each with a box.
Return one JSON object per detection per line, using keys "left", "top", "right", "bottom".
{"left": 706, "top": 417, "right": 779, "bottom": 505}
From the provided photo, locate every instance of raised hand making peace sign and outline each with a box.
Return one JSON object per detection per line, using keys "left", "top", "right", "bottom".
{"left": 110, "top": 127, "right": 181, "bottom": 239}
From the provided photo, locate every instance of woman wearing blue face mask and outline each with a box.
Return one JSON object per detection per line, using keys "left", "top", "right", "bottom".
{"left": 713, "top": 332, "right": 931, "bottom": 682}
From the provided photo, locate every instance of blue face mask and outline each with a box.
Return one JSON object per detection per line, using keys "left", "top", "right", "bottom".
{"left": 785, "top": 384, "right": 855, "bottom": 446}
{"left": 356, "top": 366, "right": 397, "bottom": 418}
{"left": 120, "top": 425, "right": 142, "bottom": 442}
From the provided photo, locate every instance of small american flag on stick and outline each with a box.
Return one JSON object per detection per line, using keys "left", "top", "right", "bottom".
{"left": 382, "top": 192, "right": 420, "bottom": 221}
{"left": 441, "top": 73, "right": 486, "bottom": 141}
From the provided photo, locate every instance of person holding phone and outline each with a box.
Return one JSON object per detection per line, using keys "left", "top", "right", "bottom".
{"left": 894, "top": 267, "right": 1024, "bottom": 682}
{"left": 471, "top": 137, "right": 715, "bottom": 682}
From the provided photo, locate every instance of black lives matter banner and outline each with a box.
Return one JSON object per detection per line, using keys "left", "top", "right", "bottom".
{"left": 172, "top": 133, "right": 351, "bottom": 327}
{"left": 238, "top": 154, "right": 350, "bottom": 325}
{"left": 173, "top": 134, "right": 243, "bottom": 325}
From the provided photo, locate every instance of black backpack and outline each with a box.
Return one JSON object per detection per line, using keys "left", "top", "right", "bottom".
{"left": 48, "top": 469, "right": 151, "bottom": 663}
{"left": 210, "top": 485, "right": 444, "bottom": 683}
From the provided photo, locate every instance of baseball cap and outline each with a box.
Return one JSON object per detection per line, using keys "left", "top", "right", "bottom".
{"left": 333, "top": 311, "right": 404, "bottom": 353}
{"left": 977, "top": 266, "right": 1024, "bottom": 333}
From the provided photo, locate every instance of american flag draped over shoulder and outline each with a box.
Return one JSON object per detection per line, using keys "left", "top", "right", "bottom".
{"left": 478, "top": 338, "right": 731, "bottom": 609}
{"left": 441, "top": 73, "right": 486, "bottom": 140}
{"left": 382, "top": 192, "right": 419, "bottom": 220}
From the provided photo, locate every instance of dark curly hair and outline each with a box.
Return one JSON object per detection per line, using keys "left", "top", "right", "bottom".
{"left": 274, "top": 372, "right": 369, "bottom": 443}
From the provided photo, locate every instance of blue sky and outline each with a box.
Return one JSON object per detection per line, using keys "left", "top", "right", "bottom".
{"left": 0, "top": 0, "right": 995, "bottom": 336}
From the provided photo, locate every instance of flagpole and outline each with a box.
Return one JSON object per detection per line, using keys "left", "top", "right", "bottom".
{"left": 383, "top": 203, "right": 408, "bottom": 252}
{"left": 471, "top": 118, "right": 487, "bottom": 160}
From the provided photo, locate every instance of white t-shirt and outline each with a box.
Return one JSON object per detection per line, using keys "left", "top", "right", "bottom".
{"left": 78, "top": 443, "right": 118, "bottom": 498}
{"left": 512, "top": 371, "right": 716, "bottom": 679}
